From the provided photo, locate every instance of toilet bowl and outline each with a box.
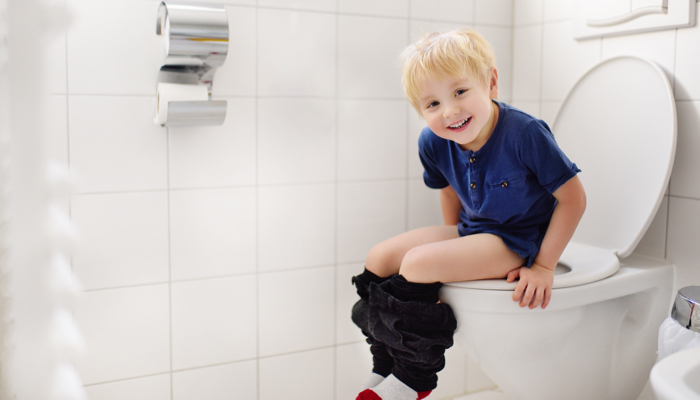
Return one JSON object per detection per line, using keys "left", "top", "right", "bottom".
{"left": 440, "top": 56, "right": 677, "bottom": 400}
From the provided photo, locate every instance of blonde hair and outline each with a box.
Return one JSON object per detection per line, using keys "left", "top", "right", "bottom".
{"left": 401, "top": 29, "right": 496, "bottom": 113}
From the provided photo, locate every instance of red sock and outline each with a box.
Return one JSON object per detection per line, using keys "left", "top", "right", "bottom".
{"left": 356, "top": 388, "right": 431, "bottom": 400}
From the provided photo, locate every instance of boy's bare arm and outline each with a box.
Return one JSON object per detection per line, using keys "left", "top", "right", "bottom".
{"left": 533, "top": 175, "right": 586, "bottom": 271}
{"left": 440, "top": 186, "right": 462, "bottom": 225}
{"left": 509, "top": 175, "right": 586, "bottom": 309}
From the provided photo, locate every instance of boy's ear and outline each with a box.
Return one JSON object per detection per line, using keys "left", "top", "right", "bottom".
{"left": 489, "top": 67, "right": 499, "bottom": 99}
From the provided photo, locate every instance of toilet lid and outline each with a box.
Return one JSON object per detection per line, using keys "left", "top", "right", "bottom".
{"left": 444, "top": 57, "right": 675, "bottom": 291}
{"left": 553, "top": 56, "right": 676, "bottom": 259}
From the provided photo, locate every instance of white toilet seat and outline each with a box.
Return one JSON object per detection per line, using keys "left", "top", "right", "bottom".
{"left": 444, "top": 241, "right": 619, "bottom": 290}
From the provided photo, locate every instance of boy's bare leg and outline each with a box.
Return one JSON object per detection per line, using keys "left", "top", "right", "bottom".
{"left": 399, "top": 233, "right": 524, "bottom": 283}
{"left": 365, "top": 225, "right": 523, "bottom": 283}
{"left": 365, "top": 225, "right": 461, "bottom": 278}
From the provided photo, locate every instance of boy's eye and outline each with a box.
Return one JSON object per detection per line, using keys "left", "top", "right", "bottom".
{"left": 455, "top": 89, "right": 467, "bottom": 96}
{"left": 427, "top": 101, "right": 439, "bottom": 108}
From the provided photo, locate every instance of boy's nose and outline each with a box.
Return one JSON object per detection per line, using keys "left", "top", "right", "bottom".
{"left": 443, "top": 104, "right": 460, "bottom": 119}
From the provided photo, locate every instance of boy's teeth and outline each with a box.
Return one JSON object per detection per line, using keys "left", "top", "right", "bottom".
{"left": 450, "top": 119, "right": 468, "bottom": 128}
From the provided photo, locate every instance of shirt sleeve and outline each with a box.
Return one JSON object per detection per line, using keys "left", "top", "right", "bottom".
{"left": 518, "top": 119, "right": 581, "bottom": 194}
{"left": 418, "top": 128, "right": 450, "bottom": 189}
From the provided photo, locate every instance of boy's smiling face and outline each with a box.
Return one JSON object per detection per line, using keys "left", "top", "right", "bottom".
{"left": 418, "top": 69, "right": 499, "bottom": 152}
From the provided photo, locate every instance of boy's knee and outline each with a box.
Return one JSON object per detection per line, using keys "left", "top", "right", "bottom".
{"left": 366, "top": 243, "right": 396, "bottom": 277}
{"left": 399, "top": 247, "right": 430, "bottom": 282}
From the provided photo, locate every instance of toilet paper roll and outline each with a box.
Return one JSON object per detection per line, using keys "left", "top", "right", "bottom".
{"left": 155, "top": 83, "right": 209, "bottom": 126}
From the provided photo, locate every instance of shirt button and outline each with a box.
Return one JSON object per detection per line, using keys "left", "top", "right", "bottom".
{"left": 469, "top": 157, "right": 476, "bottom": 163}
{"left": 470, "top": 183, "right": 476, "bottom": 189}
{"left": 501, "top": 182, "right": 508, "bottom": 188}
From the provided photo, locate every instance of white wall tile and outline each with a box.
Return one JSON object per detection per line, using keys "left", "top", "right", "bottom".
{"left": 182, "top": 0, "right": 255, "bottom": 5}
{"left": 170, "top": 188, "right": 257, "bottom": 281}
{"left": 45, "top": 16, "right": 67, "bottom": 95}
{"left": 511, "top": 24, "right": 542, "bottom": 101}
{"left": 258, "top": 98, "right": 336, "bottom": 185}
{"left": 478, "top": 26, "right": 513, "bottom": 103}
{"left": 211, "top": 6, "right": 256, "bottom": 97}
{"left": 336, "top": 342, "right": 373, "bottom": 399}
{"left": 408, "top": 106, "right": 428, "bottom": 178}
{"left": 259, "top": 348, "right": 334, "bottom": 400}
{"left": 410, "top": 0, "right": 475, "bottom": 23}
{"left": 513, "top": 0, "right": 543, "bottom": 26}
{"left": 336, "top": 263, "right": 366, "bottom": 344}
{"left": 475, "top": 0, "right": 513, "bottom": 26}
{"left": 84, "top": 374, "right": 171, "bottom": 400}
{"left": 541, "top": 21, "right": 601, "bottom": 101}
{"left": 510, "top": 100, "right": 540, "bottom": 119}
{"left": 338, "top": 100, "right": 408, "bottom": 181}
{"left": 171, "top": 275, "right": 257, "bottom": 370}
{"left": 66, "top": 0, "right": 161, "bottom": 95}
{"left": 338, "top": 15, "right": 408, "bottom": 99}
{"left": 259, "top": 267, "right": 335, "bottom": 356}
{"left": 601, "top": 29, "right": 676, "bottom": 88}
{"left": 71, "top": 192, "right": 169, "bottom": 290}
{"left": 46, "top": 95, "right": 68, "bottom": 165}
{"left": 633, "top": 196, "right": 668, "bottom": 260}
{"left": 172, "top": 361, "right": 257, "bottom": 400}
{"left": 408, "top": 179, "right": 443, "bottom": 230}
{"left": 258, "top": 9, "right": 336, "bottom": 97}
{"left": 543, "top": 0, "right": 572, "bottom": 21}
{"left": 667, "top": 197, "right": 700, "bottom": 290}
{"left": 75, "top": 285, "right": 170, "bottom": 384}
{"left": 539, "top": 100, "right": 560, "bottom": 126}
{"left": 339, "top": 0, "right": 409, "bottom": 18}
{"left": 258, "top": 184, "right": 335, "bottom": 272}
{"left": 259, "top": 0, "right": 336, "bottom": 12}
{"left": 68, "top": 96, "right": 168, "bottom": 193}
{"left": 337, "top": 180, "right": 407, "bottom": 263}
{"left": 675, "top": 6, "right": 700, "bottom": 101}
{"left": 409, "top": 20, "right": 474, "bottom": 43}
{"left": 670, "top": 101, "right": 700, "bottom": 199}
{"left": 168, "top": 99, "right": 256, "bottom": 189}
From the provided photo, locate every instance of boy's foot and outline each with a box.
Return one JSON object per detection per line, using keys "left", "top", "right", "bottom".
{"left": 356, "top": 374, "right": 431, "bottom": 400}
{"left": 361, "top": 372, "right": 386, "bottom": 390}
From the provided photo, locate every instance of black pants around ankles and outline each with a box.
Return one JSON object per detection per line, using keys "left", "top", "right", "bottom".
{"left": 351, "top": 269, "right": 395, "bottom": 377}
{"left": 352, "top": 272, "right": 458, "bottom": 392}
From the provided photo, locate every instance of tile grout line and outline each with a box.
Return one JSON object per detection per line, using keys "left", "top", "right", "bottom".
{"left": 166, "top": 107, "right": 174, "bottom": 399}
{"left": 666, "top": 28, "right": 679, "bottom": 260}
{"left": 538, "top": 1, "right": 545, "bottom": 117}
{"left": 334, "top": 2, "right": 339, "bottom": 397}
{"left": 255, "top": 2, "right": 261, "bottom": 399}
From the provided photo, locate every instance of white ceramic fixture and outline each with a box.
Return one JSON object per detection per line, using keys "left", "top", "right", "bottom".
{"left": 650, "top": 346, "right": 700, "bottom": 400}
{"left": 441, "top": 56, "right": 677, "bottom": 400}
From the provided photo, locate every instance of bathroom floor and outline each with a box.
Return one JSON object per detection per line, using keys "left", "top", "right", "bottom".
{"left": 448, "top": 380, "right": 657, "bottom": 400}
{"left": 450, "top": 389, "right": 516, "bottom": 400}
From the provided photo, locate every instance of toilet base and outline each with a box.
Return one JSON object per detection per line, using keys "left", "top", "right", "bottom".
{"left": 441, "top": 257, "right": 674, "bottom": 400}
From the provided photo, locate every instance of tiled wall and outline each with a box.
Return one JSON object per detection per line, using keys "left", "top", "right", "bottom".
{"left": 47, "top": 1, "right": 513, "bottom": 399}
{"left": 511, "top": 0, "right": 700, "bottom": 295}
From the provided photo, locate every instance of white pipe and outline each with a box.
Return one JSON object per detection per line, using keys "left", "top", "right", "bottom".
{"left": 587, "top": 6, "right": 668, "bottom": 27}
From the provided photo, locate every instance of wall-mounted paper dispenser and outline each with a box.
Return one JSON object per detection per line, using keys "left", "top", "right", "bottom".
{"left": 155, "top": 2, "right": 229, "bottom": 127}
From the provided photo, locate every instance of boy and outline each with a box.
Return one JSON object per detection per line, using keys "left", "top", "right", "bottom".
{"left": 351, "top": 29, "right": 586, "bottom": 400}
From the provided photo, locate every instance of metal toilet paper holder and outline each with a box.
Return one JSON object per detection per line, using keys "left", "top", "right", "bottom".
{"left": 155, "top": 1, "right": 228, "bottom": 127}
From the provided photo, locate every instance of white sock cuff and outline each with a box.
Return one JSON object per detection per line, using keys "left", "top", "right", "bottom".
{"left": 372, "top": 374, "right": 417, "bottom": 400}
{"left": 362, "top": 372, "right": 386, "bottom": 390}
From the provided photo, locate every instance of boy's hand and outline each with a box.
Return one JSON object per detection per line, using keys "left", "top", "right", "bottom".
{"left": 506, "top": 263, "right": 554, "bottom": 309}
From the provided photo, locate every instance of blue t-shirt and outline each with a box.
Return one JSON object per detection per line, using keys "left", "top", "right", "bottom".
{"left": 418, "top": 101, "right": 580, "bottom": 266}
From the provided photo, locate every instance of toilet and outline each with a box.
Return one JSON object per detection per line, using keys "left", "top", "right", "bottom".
{"left": 440, "top": 56, "right": 677, "bottom": 400}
